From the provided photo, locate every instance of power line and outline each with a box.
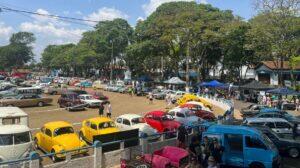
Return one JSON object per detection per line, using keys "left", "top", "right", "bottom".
{"left": 0, "top": 6, "right": 99, "bottom": 24}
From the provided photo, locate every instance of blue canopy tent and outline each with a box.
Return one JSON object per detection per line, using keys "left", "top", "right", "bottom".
{"left": 199, "top": 80, "right": 224, "bottom": 88}
{"left": 266, "top": 87, "right": 299, "bottom": 95}
{"left": 137, "top": 75, "right": 153, "bottom": 82}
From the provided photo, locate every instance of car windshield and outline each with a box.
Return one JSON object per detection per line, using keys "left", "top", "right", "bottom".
{"left": 85, "top": 96, "right": 93, "bottom": 100}
{"left": 99, "top": 122, "right": 116, "bottom": 129}
{"left": 0, "top": 134, "right": 13, "bottom": 146}
{"left": 131, "top": 117, "right": 145, "bottom": 125}
{"left": 162, "top": 114, "right": 174, "bottom": 121}
{"left": 185, "top": 110, "right": 195, "bottom": 117}
{"left": 54, "top": 127, "right": 74, "bottom": 136}
{"left": 261, "top": 133, "right": 276, "bottom": 150}
{"left": 14, "top": 132, "right": 31, "bottom": 144}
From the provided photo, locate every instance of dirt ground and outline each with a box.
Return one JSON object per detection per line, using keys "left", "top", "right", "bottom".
{"left": 24, "top": 89, "right": 225, "bottom": 130}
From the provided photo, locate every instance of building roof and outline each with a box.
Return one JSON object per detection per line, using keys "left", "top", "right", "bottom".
{"left": 258, "top": 61, "right": 300, "bottom": 70}
{"left": 0, "top": 107, "right": 27, "bottom": 118}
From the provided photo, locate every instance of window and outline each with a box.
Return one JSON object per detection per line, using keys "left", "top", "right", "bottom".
{"left": 176, "top": 112, "right": 185, "bottom": 118}
{"left": 275, "top": 122, "right": 291, "bottom": 129}
{"left": 54, "top": 127, "right": 74, "bottom": 136}
{"left": 225, "top": 134, "right": 243, "bottom": 152}
{"left": 266, "top": 122, "right": 276, "bottom": 128}
{"left": 99, "top": 122, "right": 116, "bottom": 129}
{"left": 249, "top": 122, "right": 264, "bottom": 126}
{"left": 45, "top": 129, "right": 52, "bottom": 137}
{"left": 91, "top": 124, "right": 97, "bottom": 130}
{"left": 2, "top": 117, "right": 20, "bottom": 125}
{"left": 0, "top": 134, "right": 13, "bottom": 146}
{"left": 123, "top": 119, "right": 131, "bottom": 126}
{"left": 169, "top": 111, "right": 175, "bottom": 116}
{"left": 245, "top": 136, "right": 266, "bottom": 149}
{"left": 85, "top": 121, "right": 91, "bottom": 127}
{"left": 116, "top": 118, "right": 122, "bottom": 123}
{"left": 14, "top": 132, "right": 31, "bottom": 144}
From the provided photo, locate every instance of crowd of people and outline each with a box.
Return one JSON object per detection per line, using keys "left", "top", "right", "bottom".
{"left": 257, "top": 94, "right": 300, "bottom": 111}
{"left": 177, "top": 126, "right": 225, "bottom": 168}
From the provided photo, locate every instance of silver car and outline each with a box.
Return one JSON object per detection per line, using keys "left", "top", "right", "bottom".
{"left": 244, "top": 118, "right": 293, "bottom": 134}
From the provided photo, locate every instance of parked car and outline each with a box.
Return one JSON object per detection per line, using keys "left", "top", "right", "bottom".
{"left": 75, "top": 80, "right": 92, "bottom": 88}
{"left": 243, "top": 118, "right": 293, "bottom": 135}
{"left": 240, "top": 105, "right": 272, "bottom": 118}
{"left": 57, "top": 92, "right": 85, "bottom": 111}
{"left": 115, "top": 114, "right": 158, "bottom": 140}
{"left": 79, "top": 117, "right": 120, "bottom": 144}
{"left": 69, "top": 89, "right": 88, "bottom": 96}
{"left": 170, "top": 91, "right": 186, "bottom": 103}
{"left": 0, "top": 125, "right": 33, "bottom": 162}
{"left": 0, "top": 94, "right": 53, "bottom": 107}
{"left": 168, "top": 107, "right": 203, "bottom": 127}
{"left": 253, "top": 112, "right": 300, "bottom": 132}
{"left": 180, "top": 102, "right": 215, "bottom": 121}
{"left": 78, "top": 94, "right": 102, "bottom": 108}
{"left": 43, "top": 86, "right": 65, "bottom": 95}
{"left": 144, "top": 146, "right": 189, "bottom": 168}
{"left": 92, "top": 80, "right": 104, "bottom": 90}
{"left": 203, "top": 125, "right": 281, "bottom": 168}
{"left": 92, "top": 91, "right": 109, "bottom": 102}
{"left": 34, "top": 121, "right": 88, "bottom": 162}
{"left": 252, "top": 126, "right": 300, "bottom": 158}
{"left": 0, "top": 107, "right": 28, "bottom": 126}
{"left": 143, "top": 111, "right": 181, "bottom": 134}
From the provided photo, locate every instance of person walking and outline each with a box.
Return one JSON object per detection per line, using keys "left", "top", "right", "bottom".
{"left": 98, "top": 103, "right": 104, "bottom": 116}
{"left": 106, "top": 102, "right": 112, "bottom": 118}
{"left": 177, "top": 125, "right": 188, "bottom": 149}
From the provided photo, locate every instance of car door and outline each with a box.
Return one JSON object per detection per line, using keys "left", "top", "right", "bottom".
{"left": 224, "top": 133, "right": 244, "bottom": 167}
{"left": 89, "top": 122, "right": 98, "bottom": 142}
{"left": 43, "top": 128, "right": 53, "bottom": 152}
{"left": 83, "top": 120, "right": 92, "bottom": 141}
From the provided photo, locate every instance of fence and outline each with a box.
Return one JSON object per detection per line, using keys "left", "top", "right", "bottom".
{"left": 199, "top": 94, "right": 234, "bottom": 111}
{"left": 0, "top": 126, "right": 202, "bottom": 168}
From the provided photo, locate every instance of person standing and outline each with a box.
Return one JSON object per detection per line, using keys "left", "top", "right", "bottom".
{"left": 98, "top": 103, "right": 104, "bottom": 116}
{"left": 188, "top": 135, "right": 203, "bottom": 167}
{"left": 177, "top": 125, "right": 188, "bottom": 149}
{"left": 202, "top": 136, "right": 211, "bottom": 167}
{"left": 148, "top": 92, "right": 153, "bottom": 104}
{"left": 106, "top": 102, "right": 112, "bottom": 118}
{"left": 210, "top": 138, "right": 224, "bottom": 167}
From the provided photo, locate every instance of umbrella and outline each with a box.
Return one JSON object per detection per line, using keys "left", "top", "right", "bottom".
{"left": 266, "top": 87, "right": 299, "bottom": 95}
{"left": 164, "top": 77, "right": 186, "bottom": 85}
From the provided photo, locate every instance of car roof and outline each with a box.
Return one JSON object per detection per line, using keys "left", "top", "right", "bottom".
{"left": 87, "top": 117, "right": 113, "bottom": 124}
{"left": 246, "top": 117, "right": 288, "bottom": 123}
{"left": 0, "top": 125, "right": 30, "bottom": 134}
{"left": 0, "top": 107, "right": 27, "bottom": 118}
{"left": 206, "top": 124, "right": 261, "bottom": 135}
{"left": 118, "top": 114, "right": 142, "bottom": 120}
{"left": 169, "top": 107, "right": 190, "bottom": 113}
{"left": 44, "top": 121, "right": 72, "bottom": 131}
{"left": 260, "top": 108, "right": 282, "bottom": 113}
{"left": 146, "top": 110, "right": 166, "bottom": 116}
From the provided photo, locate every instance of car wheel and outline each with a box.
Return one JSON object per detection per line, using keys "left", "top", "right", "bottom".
{"left": 37, "top": 102, "right": 44, "bottom": 107}
{"left": 34, "top": 138, "right": 39, "bottom": 149}
{"left": 288, "top": 148, "right": 299, "bottom": 158}
{"left": 51, "top": 149, "right": 58, "bottom": 162}
{"left": 250, "top": 162, "right": 265, "bottom": 168}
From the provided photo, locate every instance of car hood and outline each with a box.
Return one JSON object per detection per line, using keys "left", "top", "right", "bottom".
{"left": 53, "top": 134, "right": 82, "bottom": 150}
{"left": 131, "top": 123, "right": 157, "bottom": 135}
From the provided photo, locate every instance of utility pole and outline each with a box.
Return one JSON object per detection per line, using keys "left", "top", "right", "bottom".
{"left": 110, "top": 40, "right": 114, "bottom": 84}
{"left": 186, "top": 33, "right": 190, "bottom": 93}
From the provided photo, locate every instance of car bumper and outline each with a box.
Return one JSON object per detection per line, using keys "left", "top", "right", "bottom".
{"left": 56, "top": 148, "right": 88, "bottom": 158}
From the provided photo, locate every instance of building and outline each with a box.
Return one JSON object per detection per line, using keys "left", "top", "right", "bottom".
{"left": 255, "top": 61, "right": 300, "bottom": 86}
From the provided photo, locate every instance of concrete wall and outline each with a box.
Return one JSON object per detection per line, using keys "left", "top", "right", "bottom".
{"left": 44, "top": 156, "right": 94, "bottom": 168}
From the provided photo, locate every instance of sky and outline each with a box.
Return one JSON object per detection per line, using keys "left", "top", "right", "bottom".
{"left": 0, "top": 0, "right": 256, "bottom": 61}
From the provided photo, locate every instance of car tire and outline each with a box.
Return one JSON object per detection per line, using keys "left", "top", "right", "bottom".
{"left": 51, "top": 149, "right": 58, "bottom": 162}
{"left": 37, "top": 102, "right": 44, "bottom": 107}
{"left": 34, "top": 138, "right": 39, "bottom": 149}
{"left": 250, "top": 162, "right": 265, "bottom": 168}
{"left": 288, "top": 148, "right": 299, "bottom": 158}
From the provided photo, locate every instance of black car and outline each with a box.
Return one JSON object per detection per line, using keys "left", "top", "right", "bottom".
{"left": 254, "top": 126, "right": 300, "bottom": 158}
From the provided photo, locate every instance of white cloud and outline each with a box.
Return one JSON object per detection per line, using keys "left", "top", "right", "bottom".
{"left": 137, "top": 16, "right": 144, "bottom": 22}
{"left": 0, "top": 22, "right": 14, "bottom": 45}
{"left": 142, "top": 0, "right": 208, "bottom": 16}
{"left": 75, "top": 11, "right": 83, "bottom": 15}
{"left": 63, "top": 11, "right": 70, "bottom": 15}
{"left": 84, "top": 7, "right": 129, "bottom": 25}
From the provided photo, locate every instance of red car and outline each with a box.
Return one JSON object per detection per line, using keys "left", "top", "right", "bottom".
{"left": 180, "top": 103, "right": 216, "bottom": 121}
{"left": 144, "top": 111, "right": 181, "bottom": 133}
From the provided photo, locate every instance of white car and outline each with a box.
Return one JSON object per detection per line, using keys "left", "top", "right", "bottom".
{"left": 168, "top": 107, "right": 203, "bottom": 127}
{"left": 185, "top": 101, "right": 213, "bottom": 112}
{"left": 78, "top": 94, "right": 102, "bottom": 108}
{"left": 170, "top": 91, "right": 186, "bottom": 102}
{"left": 243, "top": 118, "right": 293, "bottom": 134}
{"left": 115, "top": 114, "right": 159, "bottom": 140}
{"left": 0, "top": 125, "right": 33, "bottom": 162}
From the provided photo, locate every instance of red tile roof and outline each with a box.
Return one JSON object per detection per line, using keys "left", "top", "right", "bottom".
{"left": 259, "top": 61, "right": 300, "bottom": 70}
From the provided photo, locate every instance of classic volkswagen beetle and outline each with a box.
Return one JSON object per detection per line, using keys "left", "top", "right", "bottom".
{"left": 79, "top": 117, "right": 120, "bottom": 143}
{"left": 34, "top": 121, "right": 88, "bottom": 162}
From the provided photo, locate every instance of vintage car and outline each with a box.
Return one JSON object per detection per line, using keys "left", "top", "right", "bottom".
{"left": 0, "top": 125, "right": 33, "bottom": 162}
{"left": 115, "top": 114, "right": 158, "bottom": 139}
{"left": 75, "top": 80, "right": 93, "bottom": 88}
{"left": 57, "top": 92, "right": 85, "bottom": 111}
{"left": 0, "top": 94, "right": 53, "bottom": 107}
{"left": 92, "top": 80, "right": 104, "bottom": 90}
{"left": 180, "top": 102, "right": 216, "bottom": 121}
{"left": 34, "top": 121, "right": 88, "bottom": 162}
{"left": 241, "top": 104, "right": 270, "bottom": 118}
{"left": 78, "top": 94, "right": 102, "bottom": 108}
{"left": 168, "top": 107, "right": 203, "bottom": 127}
{"left": 144, "top": 111, "right": 181, "bottom": 133}
{"left": 92, "top": 91, "right": 109, "bottom": 102}
{"left": 79, "top": 117, "right": 120, "bottom": 143}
